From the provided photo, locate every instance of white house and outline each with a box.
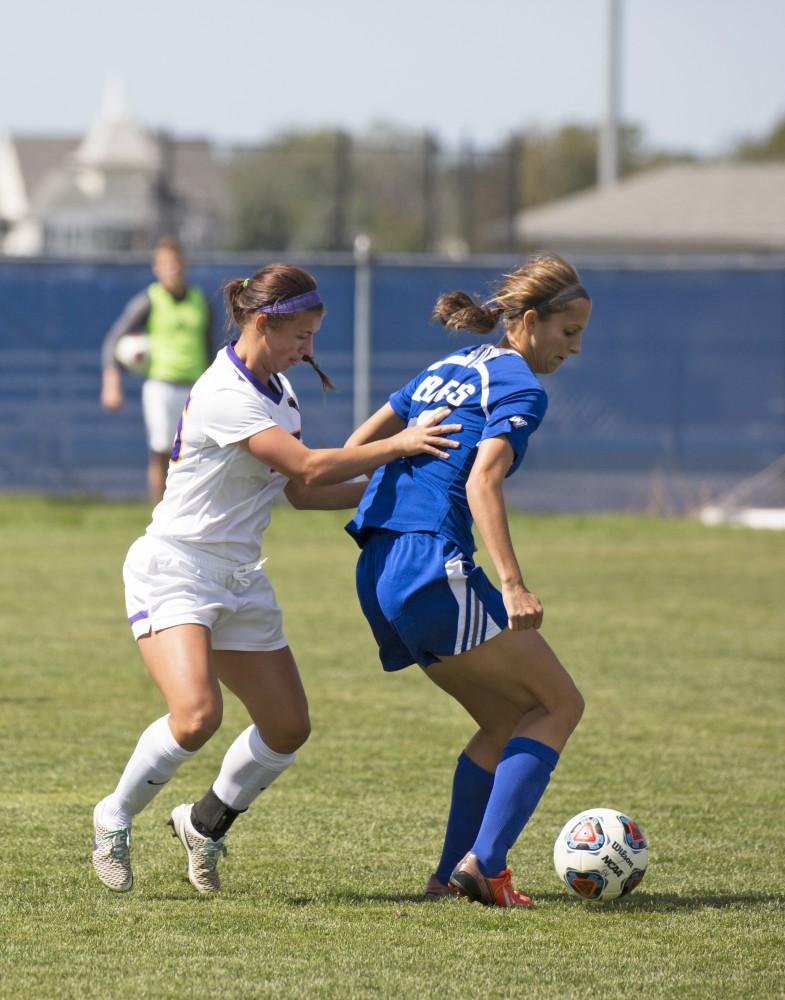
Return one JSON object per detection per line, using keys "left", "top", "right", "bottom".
{"left": 0, "top": 84, "right": 227, "bottom": 256}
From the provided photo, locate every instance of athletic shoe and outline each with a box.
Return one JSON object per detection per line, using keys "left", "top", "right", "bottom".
{"left": 449, "top": 851, "right": 534, "bottom": 908}
{"left": 92, "top": 804, "right": 133, "bottom": 892}
{"left": 167, "top": 803, "right": 227, "bottom": 894}
{"left": 423, "top": 874, "right": 454, "bottom": 900}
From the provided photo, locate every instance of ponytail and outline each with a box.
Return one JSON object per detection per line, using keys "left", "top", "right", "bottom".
{"left": 303, "top": 354, "right": 336, "bottom": 392}
{"left": 432, "top": 291, "right": 502, "bottom": 335}
{"left": 435, "top": 254, "right": 590, "bottom": 335}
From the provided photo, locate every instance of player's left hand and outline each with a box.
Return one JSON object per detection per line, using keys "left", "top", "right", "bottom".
{"left": 397, "top": 406, "right": 462, "bottom": 459}
{"left": 502, "top": 583, "right": 543, "bottom": 630}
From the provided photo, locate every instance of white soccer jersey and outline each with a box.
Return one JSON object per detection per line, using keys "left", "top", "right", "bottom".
{"left": 147, "top": 342, "right": 301, "bottom": 564}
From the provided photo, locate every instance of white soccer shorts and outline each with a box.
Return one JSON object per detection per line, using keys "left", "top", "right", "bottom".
{"left": 123, "top": 536, "right": 288, "bottom": 652}
{"left": 142, "top": 379, "right": 191, "bottom": 455}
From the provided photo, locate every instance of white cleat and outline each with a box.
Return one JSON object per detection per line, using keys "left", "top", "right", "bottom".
{"left": 168, "top": 803, "right": 227, "bottom": 894}
{"left": 92, "top": 804, "right": 133, "bottom": 892}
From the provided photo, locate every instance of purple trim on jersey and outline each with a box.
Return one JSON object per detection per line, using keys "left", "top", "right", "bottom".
{"left": 226, "top": 342, "right": 283, "bottom": 403}
{"left": 256, "top": 290, "right": 322, "bottom": 315}
{"left": 128, "top": 610, "right": 149, "bottom": 624}
{"left": 170, "top": 394, "right": 191, "bottom": 463}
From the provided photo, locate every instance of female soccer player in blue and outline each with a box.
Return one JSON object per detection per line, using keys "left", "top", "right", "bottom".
{"left": 345, "top": 253, "right": 591, "bottom": 908}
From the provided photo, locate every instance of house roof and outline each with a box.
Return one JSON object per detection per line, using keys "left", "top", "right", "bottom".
{"left": 12, "top": 137, "right": 80, "bottom": 199}
{"left": 516, "top": 162, "right": 785, "bottom": 251}
{"left": 8, "top": 134, "right": 226, "bottom": 217}
{"left": 75, "top": 80, "right": 159, "bottom": 169}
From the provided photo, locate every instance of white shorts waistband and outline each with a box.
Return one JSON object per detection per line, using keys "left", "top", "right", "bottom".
{"left": 142, "top": 535, "right": 266, "bottom": 587}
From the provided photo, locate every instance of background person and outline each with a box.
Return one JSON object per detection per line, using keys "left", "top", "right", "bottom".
{"left": 345, "top": 253, "right": 591, "bottom": 908}
{"left": 91, "top": 262, "right": 460, "bottom": 896}
{"left": 100, "top": 236, "right": 214, "bottom": 503}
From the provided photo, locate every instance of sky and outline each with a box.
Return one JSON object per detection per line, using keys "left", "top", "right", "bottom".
{"left": 2, "top": 0, "right": 784, "bottom": 156}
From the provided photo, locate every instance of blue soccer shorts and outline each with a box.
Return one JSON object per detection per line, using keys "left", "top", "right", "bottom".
{"left": 355, "top": 530, "right": 507, "bottom": 671}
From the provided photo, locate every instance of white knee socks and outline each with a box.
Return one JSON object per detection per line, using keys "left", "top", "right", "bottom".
{"left": 212, "top": 725, "right": 296, "bottom": 811}
{"left": 97, "top": 715, "right": 194, "bottom": 828}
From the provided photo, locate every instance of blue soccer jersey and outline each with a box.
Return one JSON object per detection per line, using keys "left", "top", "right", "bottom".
{"left": 346, "top": 344, "right": 548, "bottom": 557}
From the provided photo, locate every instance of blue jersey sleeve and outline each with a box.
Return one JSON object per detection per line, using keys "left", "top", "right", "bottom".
{"left": 480, "top": 387, "right": 548, "bottom": 476}
{"left": 388, "top": 373, "right": 420, "bottom": 421}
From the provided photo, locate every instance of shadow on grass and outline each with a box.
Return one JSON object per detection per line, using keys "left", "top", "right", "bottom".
{"left": 145, "top": 893, "right": 217, "bottom": 902}
{"left": 0, "top": 696, "right": 52, "bottom": 704}
{"left": 288, "top": 892, "right": 431, "bottom": 906}
{"left": 286, "top": 890, "right": 785, "bottom": 911}
{"left": 596, "top": 891, "right": 785, "bottom": 912}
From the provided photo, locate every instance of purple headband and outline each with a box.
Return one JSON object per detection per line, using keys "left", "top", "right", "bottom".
{"left": 256, "top": 289, "right": 323, "bottom": 315}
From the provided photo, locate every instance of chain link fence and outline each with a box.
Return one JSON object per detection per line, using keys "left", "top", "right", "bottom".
{"left": 1, "top": 252, "right": 783, "bottom": 511}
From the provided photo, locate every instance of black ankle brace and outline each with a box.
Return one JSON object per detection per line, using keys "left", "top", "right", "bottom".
{"left": 190, "top": 787, "right": 244, "bottom": 840}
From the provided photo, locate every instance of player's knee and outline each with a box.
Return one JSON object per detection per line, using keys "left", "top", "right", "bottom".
{"left": 285, "top": 715, "right": 312, "bottom": 752}
{"left": 266, "top": 713, "right": 311, "bottom": 754}
{"left": 176, "top": 703, "right": 223, "bottom": 746}
{"left": 480, "top": 719, "right": 523, "bottom": 760}
{"left": 563, "top": 685, "right": 585, "bottom": 733}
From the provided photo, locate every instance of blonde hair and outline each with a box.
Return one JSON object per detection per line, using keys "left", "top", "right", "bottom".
{"left": 153, "top": 235, "right": 184, "bottom": 257}
{"left": 433, "top": 253, "right": 590, "bottom": 335}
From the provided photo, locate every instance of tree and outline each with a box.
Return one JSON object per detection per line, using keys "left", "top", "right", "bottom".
{"left": 224, "top": 121, "right": 698, "bottom": 254}
{"left": 350, "top": 124, "right": 437, "bottom": 252}
{"left": 733, "top": 116, "right": 785, "bottom": 161}
{"left": 226, "top": 124, "right": 446, "bottom": 253}
{"left": 225, "top": 131, "right": 344, "bottom": 251}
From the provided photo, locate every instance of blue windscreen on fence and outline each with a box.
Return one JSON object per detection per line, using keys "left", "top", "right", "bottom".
{"left": 1, "top": 256, "right": 783, "bottom": 509}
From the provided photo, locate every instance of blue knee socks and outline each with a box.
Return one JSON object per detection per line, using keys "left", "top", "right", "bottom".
{"left": 434, "top": 751, "right": 495, "bottom": 885}
{"left": 471, "top": 736, "right": 559, "bottom": 877}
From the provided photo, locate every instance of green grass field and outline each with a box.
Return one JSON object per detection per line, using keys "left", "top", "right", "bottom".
{"left": 1, "top": 496, "right": 784, "bottom": 999}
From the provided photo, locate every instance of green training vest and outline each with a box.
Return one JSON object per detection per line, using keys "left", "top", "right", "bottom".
{"left": 146, "top": 282, "right": 209, "bottom": 384}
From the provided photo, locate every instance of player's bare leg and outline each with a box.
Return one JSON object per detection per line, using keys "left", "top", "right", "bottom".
{"left": 169, "top": 648, "right": 310, "bottom": 893}
{"left": 92, "top": 625, "right": 217, "bottom": 891}
{"left": 138, "top": 624, "right": 222, "bottom": 751}
{"left": 428, "top": 628, "right": 584, "bottom": 754}
{"left": 426, "top": 629, "right": 584, "bottom": 907}
{"left": 214, "top": 647, "right": 310, "bottom": 755}
{"left": 421, "top": 672, "right": 540, "bottom": 898}
{"left": 136, "top": 625, "right": 231, "bottom": 893}
{"left": 148, "top": 450, "right": 169, "bottom": 505}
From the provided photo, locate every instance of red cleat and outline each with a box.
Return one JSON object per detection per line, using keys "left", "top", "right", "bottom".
{"left": 449, "top": 852, "right": 534, "bottom": 908}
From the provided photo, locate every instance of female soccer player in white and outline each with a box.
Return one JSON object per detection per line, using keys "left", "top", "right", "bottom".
{"left": 92, "top": 263, "right": 460, "bottom": 894}
{"left": 346, "top": 253, "right": 591, "bottom": 908}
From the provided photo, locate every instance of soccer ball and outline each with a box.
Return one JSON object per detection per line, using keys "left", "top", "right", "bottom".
{"left": 114, "top": 332, "right": 151, "bottom": 375}
{"left": 553, "top": 807, "right": 649, "bottom": 902}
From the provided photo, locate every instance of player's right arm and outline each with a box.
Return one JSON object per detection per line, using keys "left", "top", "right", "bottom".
{"left": 344, "top": 402, "right": 406, "bottom": 446}
{"left": 243, "top": 406, "right": 461, "bottom": 487}
{"left": 100, "top": 292, "right": 151, "bottom": 410}
{"left": 466, "top": 436, "right": 543, "bottom": 631}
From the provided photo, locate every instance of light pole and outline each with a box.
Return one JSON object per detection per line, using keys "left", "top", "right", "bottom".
{"left": 353, "top": 233, "right": 372, "bottom": 428}
{"left": 598, "top": 0, "right": 622, "bottom": 188}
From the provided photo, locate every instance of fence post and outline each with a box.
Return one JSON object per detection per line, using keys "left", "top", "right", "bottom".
{"left": 332, "top": 130, "right": 352, "bottom": 251}
{"left": 505, "top": 134, "right": 522, "bottom": 252}
{"left": 458, "top": 139, "right": 476, "bottom": 252}
{"left": 154, "top": 129, "right": 180, "bottom": 243}
{"left": 422, "top": 131, "right": 439, "bottom": 251}
{"left": 353, "top": 233, "right": 372, "bottom": 428}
